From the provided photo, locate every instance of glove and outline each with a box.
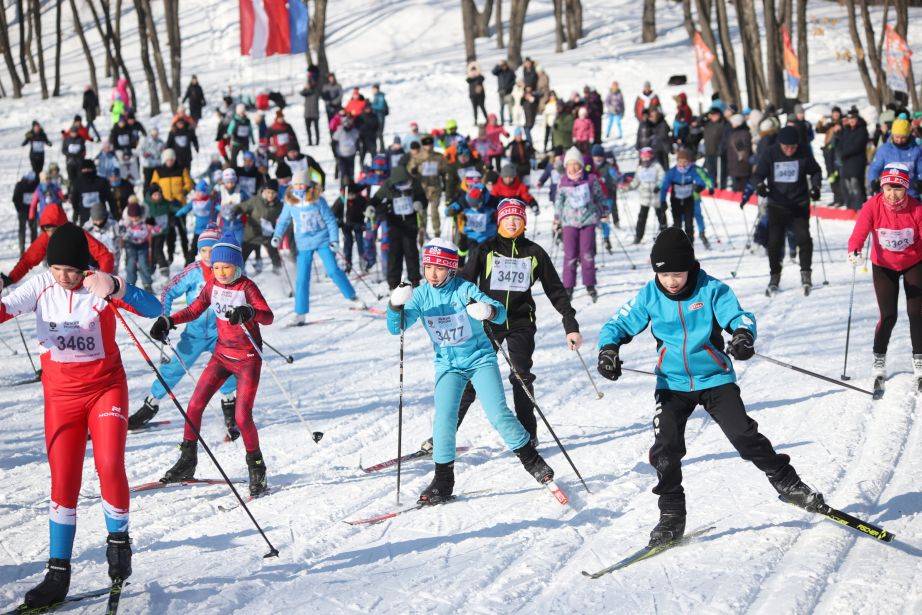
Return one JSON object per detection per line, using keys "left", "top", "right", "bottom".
{"left": 597, "top": 344, "right": 622, "bottom": 381}
{"left": 413, "top": 201, "right": 424, "bottom": 213}
{"left": 530, "top": 201, "right": 540, "bottom": 215}
{"left": 465, "top": 302, "right": 495, "bottom": 321}
{"left": 847, "top": 250, "right": 865, "bottom": 266}
{"left": 726, "top": 328, "right": 755, "bottom": 361}
{"left": 756, "top": 184, "right": 770, "bottom": 197}
{"left": 364, "top": 205, "right": 376, "bottom": 219}
{"left": 83, "top": 272, "right": 126, "bottom": 300}
{"left": 653, "top": 186, "right": 660, "bottom": 193}
{"left": 226, "top": 304, "right": 255, "bottom": 325}
{"left": 870, "top": 179, "right": 881, "bottom": 195}
{"left": 329, "top": 242, "right": 340, "bottom": 254}
{"left": 739, "top": 198, "right": 746, "bottom": 210}
{"left": 707, "top": 187, "right": 715, "bottom": 195}
{"left": 810, "top": 187, "right": 821, "bottom": 201}
{"left": 150, "top": 316, "right": 174, "bottom": 344}
{"left": 0, "top": 273, "right": 10, "bottom": 288}
{"left": 270, "top": 235, "right": 281, "bottom": 248}
{"left": 389, "top": 282, "right": 413, "bottom": 308}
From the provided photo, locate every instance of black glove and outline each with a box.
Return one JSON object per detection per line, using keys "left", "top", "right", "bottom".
{"left": 226, "top": 305, "right": 255, "bottom": 325}
{"left": 707, "top": 187, "right": 715, "bottom": 195}
{"left": 914, "top": 179, "right": 922, "bottom": 195}
{"left": 653, "top": 186, "right": 660, "bottom": 193}
{"left": 0, "top": 273, "right": 11, "bottom": 287}
{"left": 870, "top": 179, "right": 881, "bottom": 195}
{"left": 150, "top": 316, "right": 174, "bottom": 344}
{"left": 810, "top": 187, "right": 821, "bottom": 201}
{"left": 756, "top": 184, "right": 770, "bottom": 197}
{"left": 597, "top": 344, "right": 622, "bottom": 381}
{"left": 726, "top": 328, "right": 755, "bottom": 361}
{"left": 530, "top": 201, "right": 540, "bottom": 216}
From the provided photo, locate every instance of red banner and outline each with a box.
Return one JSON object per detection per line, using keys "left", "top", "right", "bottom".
{"left": 884, "top": 24, "right": 912, "bottom": 91}
{"left": 693, "top": 32, "right": 715, "bottom": 94}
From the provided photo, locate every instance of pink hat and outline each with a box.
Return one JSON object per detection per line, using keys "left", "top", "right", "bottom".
{"left": 497, "top": 198, "right": 527, "bottom": 223}
{"left": 422, "top": 238, "right": 460, "bottom": 269}
{"left": 880, "top": 165, "right": 910, "bottom": 189}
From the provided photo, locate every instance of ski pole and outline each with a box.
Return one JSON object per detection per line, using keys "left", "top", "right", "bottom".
{"left": 741, "top": 206, "right": 751, "bottom": 250}
{"left": 709, "top": 195, "right": 735, "bottom": 248}
{"left": 336, "top": 248, "right": 383, "bottom": 300}
{"left": 261, "top": 338, "right": 294, "bottom": 364}
{"left": 0, "top": 332, "right": 19, "bottom": 356}
{"left": 163, "top": 338, "right": 237, "bottom": 442}
{"left": 610, "top": 226, "right": 636, "bottom": 269}
{"left": 13, "top": 317, "right": 38, "bottom": 378}
{"left": 280, "top": 253, "right": 295, "bottom": 298}
{"left": 730, "top": 219, "right": 759, "bottom": 278}
{"left": 573, "top": 347, "right": 604, "bottom": 399}
{"left": 111, "top": 307, "right": 279, "bottom": 558}
{"left": 755, "top": 352, "right": 872, "bottom": 396}
{"left": 236, "top": 319, "right": 323, "bottom": 443}
{"left": 841, "top": 264, "right": 857, "bottom": 380}
{"left": 396, "top": 309, "right": 405, "bottom": 504}
{"left": 700, "top": 200, "right": 723, "bottom": 245}
{"left": 483, "top": 325, "right": 591, "bottom": 494}
{"left": 624, "top": 367, "right": 656, "bottom": 376}
{"left": 126, "top": 311, "right": 171, "bottom": 364}
{"left": 813, "top": 213, "right": 829, "bottom": 286}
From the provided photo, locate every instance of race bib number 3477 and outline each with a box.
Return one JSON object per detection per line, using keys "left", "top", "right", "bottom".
{"left": 423, "top": 312, "right": 472, "bottom": 347}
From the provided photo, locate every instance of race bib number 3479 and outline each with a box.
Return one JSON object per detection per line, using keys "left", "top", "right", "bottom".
{"left": 490, "top": 255, "right": 531, "bottom": 292}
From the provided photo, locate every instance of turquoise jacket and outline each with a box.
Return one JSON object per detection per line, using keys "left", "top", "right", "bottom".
{"left": 598, "top": 268, "right": 756, "bottom": 392}
{"left": 386, "top": 276, "right": 506, "bottom": 372}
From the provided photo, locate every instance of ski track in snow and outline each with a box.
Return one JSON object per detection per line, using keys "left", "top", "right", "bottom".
{"left": 0, "top": 0, "right": 921, "bottom": 613}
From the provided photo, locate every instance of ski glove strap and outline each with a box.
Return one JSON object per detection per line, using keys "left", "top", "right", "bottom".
{"left": 150, "top": 316, "right": 174, "bottom": 343}
{"left": 727, "top": 328, "right": 755, "bottom": 361}
{"left": 227, "top": 304, "right": 255, "bottom": 325}
{"left": 597, "top": 344, "right": 622, "bottom": 381}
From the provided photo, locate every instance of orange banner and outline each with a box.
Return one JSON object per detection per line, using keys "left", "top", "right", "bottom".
{"left": 693, "top": 32, "right": 715, "bottom": 94}
{"left": 884, "top": 24, "right": 912, "bottom": 91}
{"left": 781, "top": 26, "right": 800, "bottom": 95}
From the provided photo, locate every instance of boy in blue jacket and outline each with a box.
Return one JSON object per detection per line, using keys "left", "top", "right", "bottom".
{"left": 596, "top": 228, "right": 823, "bottom": 547}
{"left": 446, "top": 182, "right": 499, "bottom": 261}
{"left": 660, "top": 149, "right": 710, "bottom": 246}
{"left": 387, "top": 238, "right": 556, "bottom": 504}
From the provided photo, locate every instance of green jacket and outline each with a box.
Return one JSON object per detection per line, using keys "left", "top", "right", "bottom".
{"left": 552, "top": 114, "right": 575, "bottom": 149}
{"left": 240, "top": 194, "right": 284, "bottom": 244}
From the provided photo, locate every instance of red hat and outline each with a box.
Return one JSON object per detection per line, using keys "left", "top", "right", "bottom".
{"left": 880, "top": 164, "right": 911, "bottom": 189}
{"left": 422, "top": 238, "right": 460, "bottom": 269}
{"left": 497, "top": 198, "right": 527, "bottom": 223}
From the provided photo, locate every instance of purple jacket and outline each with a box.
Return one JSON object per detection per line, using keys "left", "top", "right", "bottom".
{"left": 554, "top": 172, "right": 605, "bottom": 228}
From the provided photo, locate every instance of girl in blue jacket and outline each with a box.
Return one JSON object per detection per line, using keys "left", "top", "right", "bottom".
{"left": 446, "top": 182, "right": 499, "bottom": 259}
{"left": 596, "top": 228, "right": 823, "bottom": 547}
{"left": 387, "top": 238, "right": 555, "bottom": 504}
{"left": 660, "top": 149, "right": 710, "bottom": 245}
{"left": 272, "top": 170, "right": 362, "bottom": 325}
{"left": 175, "top": 180, "right": 218, "bottom": 252}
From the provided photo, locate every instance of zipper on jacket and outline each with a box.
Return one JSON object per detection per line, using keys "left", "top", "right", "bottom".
{"left": 504, "top": 239, "right": 516, "bottom": 330}
{"left": 677, "top": 302, "right": 694, "bottom": 390}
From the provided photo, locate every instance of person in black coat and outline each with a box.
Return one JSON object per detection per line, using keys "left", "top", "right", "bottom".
{"left": 370, "top": 166, "right": 428, "bottom": 288}
{"left": 22, "top": 121, "right": 52, "bottom": 174}
{"left": 82, "top": 85, "right": 101, "bottom": 140}
{"left": 492, "top": 60, "right": 516, "bottom": 125}
{"left": 835, "top": 107, "right": 870, "bottom": 210}
{"left": 466, "top": 63, "right": 488, "bottom": 124}
{"left": 636, "top": 108, "right": 673, "bottom": 171}
{"left": 109, "top": 115, "right": 135, "bottom": 158}
{"left": 357, "top": 106, "right": 379, "bottom": 165}
{"left": 182, "top": 75, "right": 206, "bottom": 122}
{"left": 12, "top": 171, "right": 39, "bottom": 254}
{"left": 71, "top": 159, "right": 115, "bottom": 226}
{"left": 166, "top": 117, "right": 199, "bottom": 171}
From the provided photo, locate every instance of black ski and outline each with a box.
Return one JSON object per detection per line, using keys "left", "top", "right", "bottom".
{"left": 5, "top": 583, "right": 129, "bottom": 615}
{"left": 582, "top": 526, "right": 716, "bottom": 578}
{"left": 782, "top": 498, "right": 894, "bottom": 542}
{"left": 105, "top": 579, "right": 125, "bottom": 615}
{"left": 127, "top": 420, "right": 172, "bottom": 433}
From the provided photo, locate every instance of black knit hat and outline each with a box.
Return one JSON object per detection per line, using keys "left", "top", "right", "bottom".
{"left": 778, "top": 126, "right": 799, "bottom": 146}
{"left": 650, "top": 228, "right": 696, "bottom": 272}
{"left": 46, "top": 222, "right": 90, "bottom": 271}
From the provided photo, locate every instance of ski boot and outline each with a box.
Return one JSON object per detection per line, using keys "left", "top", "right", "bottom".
{"left": 648, "top": 511, "right": 686, "bottom": 547}
{"left": 418, "top": 462, "right": 454, "bottom": 505}
{"left": 221, "top": 395, "right": 240, "bottom": 442}
{"left": 161, "top": 440, "right": 197, "bottom": 483}
{"left": 106, "top": 532, "right": 132, "bottom": 581}
{"left": 632, "top": 236, "right": 642, "bottom": 245}
{"left": 246, "top": 449, "right": 269, "bottom": 497}
{"left": 603, "top": 237, "right": 613, "bottom": 254}
{"left": 420, "top": 437, "right": 434, "bottom": 454}
{"left": 587, "top": 286, "right": 599, "bottom": 303}
{"left": 765, "top": 273, "right": 780, "bottom": 297}
{"left": 253, "top": 258, "right": 264, "bottom": 275}
{"left": 700, "top": 233, "right": 711, "bottom": 250}
{"left": 871, "top": 353, "right": 886, "bottom": 398}
{"left": 348, "top": 297, "right": 368, "bottom": 310}
{"left": 23, "top": 559, "right": 71, "bottom": 608}
{"left": 515, "top": 442, "right": 554, "bottom": 484}
{"left": 913, "top": 354, "right": 922, "bottom": 392}
{"left": 801, "top": 270, "right": 812, "bottom": 296}
{"left": 769, "top": 466, "right": 825, "bottom": 512}
{"left": 289, "top": 313, "right": 305, "bottom": 327}
{"left": 565, "top": 288, "right": 573, "bottom": 300}
{"left": 127, "top": 396, "right": 159, "bottom": 430}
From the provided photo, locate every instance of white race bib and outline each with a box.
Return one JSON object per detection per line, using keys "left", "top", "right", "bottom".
{"left": 67, "top": 143, "right": 81, "bottom": 154}
{"left": 31, "top": 141, "right": 44, "bottom": 153}
{"left": 490, "top": 255, "right": 531, "bottom": 292}
{"left": 117, "top": 134, "right": 130, "bottom": 146}
{"left": 175, "top": 135, "right": 189, "bottom": 148}
{"left": 773, "top": 160, "right": 799, "bottom": 184}
{"left": 673, "top": 183, "right": 694, "bottom": 199}
{"left": 127, "top": 225, "right": 149, "bottom": 244}
{"left": 82, "top": 191, "right": 100, "bottom": 207}
{"left": 636, "top": 165, "right": 658, "bottom": 183}
{"left": 877, "top": 227, "right": 915, "bottom": 252}
{"left": 465, "top": 211, "right": 488, "bottom": 233}
{"left": 421, "top": 161, "right": 439, "bottom": 177}
{"left": 37, "top": 298, "right": 104, "bottom": 363}
{"left": 423, "top": 312, "right": 472, "bottom": 347}
{"left": 211, "top": 286, "right": 246, "bottom": 321}
{"left": 22, "top": 193, "right": 33, "bottom": 206}
{"left": 239, "top": 177, "right": 257, "bottom": 196}
{"left": 277, "top": 133, "right": 289, "bottom": 145}
{"left": 393, "top": 195, "right": 414, "bottom": 216}
{"left": 236, "top": 125, "right": 250, "bottom": 138}
{"left": 191, "top": 198, "right": 211, "bottom": 218}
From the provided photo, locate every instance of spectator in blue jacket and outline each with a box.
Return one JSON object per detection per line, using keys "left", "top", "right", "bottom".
{"left": 370, "top": 84, "right": 389, "bottom": 152}
{"left": 867, "top": 118, "right": 922, "bottom": 197}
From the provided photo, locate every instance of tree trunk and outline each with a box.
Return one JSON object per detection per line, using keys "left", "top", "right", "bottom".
{"left": 17, "top": 0, "right": 29, "bottom": 83}
{"left": 844, "top": 0, "right": 880, "bottom": 108}
{"left": 132, "top": 0, "right": 159, "bottom": 115}
{"left": 476, "top": 0, "right": 494, "bottom": 37}
{"left": 85, "top": 0, "right": 115, "bottom": 79}
{"left": 858, "top": 0, "right": 888, "bottom": 106}
{"left": 795, "top": 0, "right": 808, "bottom": 101}
{"left": 0, "top": 1, "right": 24, "bottom": 97}
{"left": 70, "top": 0, "right": 98, "bottom": 93}
{"left": 714, "top": 0, "right": 739, "bottom": 103}
{"left": 642, "top": 0, "right": 657, "bottom": 43}
{"left": 693, "top": 0, "right": 734, "bottom": 104}
{"left": 30, "top": 0, "right": 48, "bottom": 99}
{"left": 309, "top": 0, "right": 329, "bottom": 83}
{"left": 101, "top": 0, "right": 137, "bottom": 107}
{"left": 138, "top": 0, "right": 170, "bottom": 106}
{"left": 553, "top": 0, "right": 564, "bottom": 52}
{"left": 164, "top": 0, "right": 182, "bottom": 110}
{"left": 496, "top": 0, "right": 505, "bottom": 49}
{"left": 461, "top": 0, "right": 478, "bottom": 62}
{"left": 564, "top": 0, "right": 579, "bottom": 49}
{"left": 53, "top": 0, "right": 62, "bottom": 96}
{"left": 762, "top": 0, "right": 783, "bottom": 107}
{"left": 570, "top": 0, "right": 583, "bottom": 38}
{"left": 735, "top": 0, "right": 766, "bottom": 108}
{"left": 681, "top": 0, "right": 696, "bottom": 38}
{"left": 507, "top": 0, "right": 530, "bottom": 68}
{"left": 894, "top": 0, "right": 918, "bottom": 109}
{"left": 25, "top": 1, "right": 38, "bottom": 75}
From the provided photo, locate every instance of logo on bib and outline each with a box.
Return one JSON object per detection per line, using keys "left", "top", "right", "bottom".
{"left": 48, "top": 322, "right": 57, "bottom": 331}
{"left": 689, "top": 302, "right": 704, "bottom": 311}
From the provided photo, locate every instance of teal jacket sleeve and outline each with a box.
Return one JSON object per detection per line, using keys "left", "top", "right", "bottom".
{"left": 459, "top": 280, "right": 506, "bottom": 325}
{"left": 711, "top": 281, "right": 757, "bottom": 339}
{"left": 386, "top": 289, "right": 422, "bottom": 334}
{"left": 598, "top": 287, "right": 652, "bottom": 347}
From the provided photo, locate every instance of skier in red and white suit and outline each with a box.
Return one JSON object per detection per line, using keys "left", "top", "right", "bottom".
{"left": 0, "top": 222, "right": 161, "bottom": 609}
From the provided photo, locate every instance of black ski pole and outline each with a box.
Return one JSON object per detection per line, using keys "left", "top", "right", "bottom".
{"left": 396, "top": 309, "right": 405, "bottom": 504}
{"left": 483, "top": 325, "right": 591, "bottom": 494}
{"left": 611, "top": 228, "right": 636, "bottom": 269}
{"left": 730, "top": 218, "right": 759, "bottom": 278}
{"left": 336, "top": 248, "right": 383, "bottom": 300}
{"left": 112, "top": 307, "right": 279, "bottom": 558}
{"left": 574, "top": 347, "right": 604, "bottom": 399}
{"left": 280, "top": 254, "right": 295, "bottom": 298}
{"left": 624, "top": 367, "right": 656, "bottom": 376}
{"left": 841, "top": 264, "right": 857, "bottom": 380}
{"left": 813, "top": 214, "right": 829, "bottom": 286}
{"left": 755, "top": 352, "right": 872, "bottom": 396}
{"left": 261, "top": 338, "right": 294, "bottom": 364}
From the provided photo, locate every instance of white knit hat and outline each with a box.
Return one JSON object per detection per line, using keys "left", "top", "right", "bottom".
{"left": 564, "top": 146, "right": 583, "bottom": 166}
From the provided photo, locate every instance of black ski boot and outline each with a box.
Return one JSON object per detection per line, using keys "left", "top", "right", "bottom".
{"left": 246, "top": 449, "right": 269, "bottom": 497}
{"left": 418, "top": 462, "right": 455, "bottom": 505}
{"left": 648, "top": 511, "right": 686, "bottom": 547}
{"left": 603, "top": 237, "right": 613, "bottom": 254}
{"left": 127, "top": 396, "right": 159, "bottom": 430}
{"left": 769, "top": 466, "right": 825, "bottom": 512}
{"left": 221, "top": 396, "right": 240, "bottom": 441}
{"left": 587, "top": 286, "right": 599, "bottom": 303}
{"left": 766, "top": 273, "right": 780, "bottom": 297}
{"left": 515, "top": 442, "right": 554, "bottom": 484}
{"left": 801, "top": 270, "right": 812, "bottom": 296}
{"left": 23, "top": 559, "right": 71, "bottom": 608}
{"left": 106, "top": 532, "right": 132, "bottom": 581}
{"left": 700, "top": 233, "right": 711, "bottom": 250}
{"left": 161, "top": 440, "right": 197, "bottom": 483}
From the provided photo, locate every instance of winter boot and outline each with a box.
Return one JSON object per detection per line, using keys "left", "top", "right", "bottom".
{"left": 105, "top": 532, "right": 132, "bottom": 581}
{"left": 161, "top": 440, "right": 197, "bottom": 483}
{"left": 603, "top": 237, "right": 613, "bottom": 254}
{"left": 648, "top": 511, "right": 686, "bottom": 547}
{"left": 913, "top": 354, "right": 922, "bottom": 391}
{"left": 246, "top": 449, "right": 268, "bottom": 497}
{"left": 418, "top": 462, "right": 454, "bottom": 505}
{"left": 872, "top": 353, "right": 886, "bottom": 379}
{"left": 221, "top": 395, "right": 240, "bottom": 442}
{"left": 700, "top": 233, "right": 711, "bottom": 250}
{"left": 420, "top": 437, "right": 434, "bottom": 454}
{"left": 348, "top": 297, "right": 367, "bottom": 310}
{"left": 769, "top": 466, "right": 825, "bottom": 512}
{"left": 24, "top": 559, "right": 71, "bottom": 608}
{"left": 289, "top": 313, "right": 305, "bottom": 327}
{"left": 127, "top": 396, "right": 159, "bottom": 430}
{"left": 766, "top": 273, "right": 780, "bottom": 297}
{"left": 514, "top": 442, "right": 554, "bottom": 484}
{"left": 587, "top": 286, "right": 599, "bottom": 303}
{"left": 801, "top": 270, "right": 812, "bottom": 296}
{"left": 632, "top": 236, "right": 642, "bottom": 245}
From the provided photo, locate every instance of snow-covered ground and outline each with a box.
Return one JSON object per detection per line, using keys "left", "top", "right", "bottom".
{"left": 0, "top": 1, "right": 920, "bottom": 613}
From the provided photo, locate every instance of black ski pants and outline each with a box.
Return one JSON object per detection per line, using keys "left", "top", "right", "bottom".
{"left": 29, "top": 152, "right": 44, "bottom": 174}
{"left": 304, "top": 117, "right": 320, "bottom": 146}
{"left": 387, "top": 220, "right": 421, "bottom": 289}
{"left": 636, "top": 205, "right": 668, "bottom": 242}
{"left": 457, "top": 324, "right": 538, "bottom": 438}
{"left": 16, "top": 207, "right": 36, "bottom": 255}
{"left": 767, "top": 205, "right": 812, "bottom": 276}
{"left": 650, "top": 384, "right": 791, "bottom": 514}
{"left": 670, "top": 196, "right": 695, "bottom": 242}
{"left": 872, "top": 262, "right": 922, "bottom": 355}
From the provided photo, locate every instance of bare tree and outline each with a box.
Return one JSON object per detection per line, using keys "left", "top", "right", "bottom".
{"left": 844, "top": 0, "right": 880, "bottom": 108}
{"left": 795, "top": 0, "right": 808, "bottom": 101}
{"left": 714, "top": 0, "right": 738, "bottom": 100}
{"left": 691, "top": 0, "right": 737, "bottom": 105}
{"left": 101, "top": 0, "right": 138, "bottom": 106}
{"left": 553, "top": 0, "right": 565, "bottom": 52}
{"left": 762, "top": 0, "right": 783, "bottom": 107}
{"left": 0, "top": 1, "right": 24, "bottom": 97}
{"left": 16, "top": 0, "right": 29, "bottom": 83}
{"left": 30, "top": 0, "right": 48, "bottom": 99}
{"left": 495, "top": 0, "right": 504, "bottom": 48}
{"left": 564, "top": 0, "right": 581, "bottom": 48}
{"left": 138, "top": 0, "right": 171, "bottom": 106}
{"left": 133, "top": 0, "right": 159, "bottom": 115}
{"left": 461, "top": 0, "right": 478, "bottom": 61}
{"left": 164, "top": 0, "right": 182, "bottom": 109}
{"left": 507, "top": 0, "right": 530, "bottom": 67}
{"left": 309, "top": 0, "right": 329, "bottom": 82}
{"left": 53, "top": 0, "right": 63, "bottom": 96}
{"left": 24, "top": 2, "right": 38, "bottom": 75}
{"left": 894, "top": 0, "right": 918, "bottom": 108}
{"left": 85, "top": 0, "right": 116, "bottom": 78}
{"left": 642, "top": 0, "right": 656, "bottom": 43}
{"left": 735, "top": 0, "right": 767, "bottom": 108}
{"left": 70, "top": 0, "right": 98, "bottom": 93}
